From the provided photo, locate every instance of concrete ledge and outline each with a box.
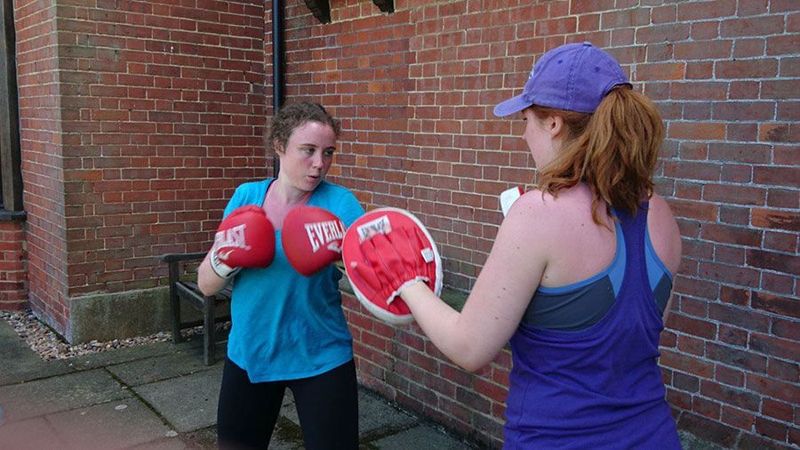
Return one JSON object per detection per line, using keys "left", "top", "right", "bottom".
{"left": 68, "top": 287, "right": 172, "bottom": 344}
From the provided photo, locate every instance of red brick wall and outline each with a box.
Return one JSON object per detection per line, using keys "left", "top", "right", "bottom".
{"left": 12, "top": 0, "right": 270, "bottom": 337}
{"left": 0, "top": 220, "right": 27, "bottom": 310}
{"left": 277, "top": 2, "right": 799, "bottom": 449}
{"left": 7, "top": 0, "right": 798, "bottom": 448}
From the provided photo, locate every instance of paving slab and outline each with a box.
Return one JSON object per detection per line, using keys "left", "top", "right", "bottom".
{"left": 371, "top": 423, "right": 478, "bottom": 449}
{"left": 106, "top": 348, "right": 221, "bottom": 387}
{"left": 269, "top": 416, "right": 305, "bottom": 449}
{"left": 0, "top": 369, "right": 131, "bottom": 421}
{"left": 357, "top": 389, "right": 418, "bottom": 439}
{"left": 0, "top": 314, "right": 735, "bottom": 450}
{"left": 0, "top": 416, "right": 67, "bottom": 450}
{"left": 277, "top": 387, "right": 418, "bottom": 436}
{"left": 174, "top": 427, "right": 218, "bottom": 450}
{"left": 65, "top": 340, "right": 195, "bottom": 371}
{"left": 0, "top": 321, "right": 74, "bottom": 385}
{"left": 274, "top": 388, "right": 421, "bottom": 448}
{"left": 45, "top": 397, "right": 174, "bottom": 450}
{"left": 276, "top": 389, "right": 299, "bottom": 425}
{"left": 133, "top": 366, "right": 223, "bottom": 433}
{"left": 130, "top": 438, "right": 192, "bottom": 450}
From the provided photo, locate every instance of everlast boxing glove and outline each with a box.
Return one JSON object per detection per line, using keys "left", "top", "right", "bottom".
{"left": 210, "top": 205, "right": 276, "bottom": 278}
{"left": 282, "top": 205, "right": 347, "bottom": 276}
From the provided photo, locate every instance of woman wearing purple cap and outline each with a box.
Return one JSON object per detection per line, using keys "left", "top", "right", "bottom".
{"left": 355, "top": 42, "right": 683, "bottom": 448}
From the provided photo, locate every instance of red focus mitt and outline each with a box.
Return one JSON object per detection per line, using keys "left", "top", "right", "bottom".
{"left": 342, "top": 208, "right": 442, "bottom": 325}
{"left": 282, "top": 205, "right": 347, "bottom": 276}
{"left": 211, "top": 205, "right": 276, "bottom": 278}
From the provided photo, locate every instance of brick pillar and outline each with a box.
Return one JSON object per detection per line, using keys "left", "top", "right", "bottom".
{"left": 14, "top": 0, "right": 269, "bottom": 342}
{"left": 13, "top": 0, "right": 70, "bottom": 330}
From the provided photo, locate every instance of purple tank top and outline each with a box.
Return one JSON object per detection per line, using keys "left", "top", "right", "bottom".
{"left": 504, "top": 204, "right": 681, "bottom": 449}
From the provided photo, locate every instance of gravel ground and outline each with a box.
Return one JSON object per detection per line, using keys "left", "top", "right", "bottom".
{"left": 0, "top": 308, "right": 174, "bottom": 360}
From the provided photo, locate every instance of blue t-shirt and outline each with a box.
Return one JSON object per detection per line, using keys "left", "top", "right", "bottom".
{"left": 223, "top": 178, "right": 365, "bottom": 382}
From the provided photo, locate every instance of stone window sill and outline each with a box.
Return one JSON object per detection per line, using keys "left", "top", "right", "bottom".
{"left": 0, "top": 210, "right": 26, "bottom": 222}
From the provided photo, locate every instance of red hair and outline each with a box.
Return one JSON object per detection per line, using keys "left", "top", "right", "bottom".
{"left": 535, "top": 86, "right": 665, "bottom": 225}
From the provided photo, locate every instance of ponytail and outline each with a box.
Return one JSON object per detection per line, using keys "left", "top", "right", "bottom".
{"left": 536, "top": 86, "right": 665, "bottom": 226}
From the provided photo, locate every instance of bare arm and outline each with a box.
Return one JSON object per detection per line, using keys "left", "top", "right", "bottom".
{"left": 399, "top": 193, "right": 550, "bottom": 371}
{"left": 197, "top": 251, "right": 230, "bottom": 296}
{"left": 647, "top": 193, "right": 683, "bottom": 322}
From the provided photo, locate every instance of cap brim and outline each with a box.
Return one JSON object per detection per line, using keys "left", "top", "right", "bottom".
{"left": 493, "top": 95, "right": 531, "bottom": 117}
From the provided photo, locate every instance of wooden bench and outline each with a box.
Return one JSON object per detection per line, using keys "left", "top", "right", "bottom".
{"left": 161, "top": 252, "right": 231, "bottom": 365}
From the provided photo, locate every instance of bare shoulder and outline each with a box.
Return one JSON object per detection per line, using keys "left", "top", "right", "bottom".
{"left": 504, "top": 189, "right": 563, "bottom": 234}
{"left": 493, "top": 189, "right": 556, "bottom": 254}
{"left": 509, "top": 185, "right": 596, "bottom": 222}
{"left": 502, "top": 186, "right": 597, "bottom": 254}
{"left": 509, "top": 188, "right": 581, "bottom": 219}
{"left": 647, "top": 193, "right": 682, "bottom": 275}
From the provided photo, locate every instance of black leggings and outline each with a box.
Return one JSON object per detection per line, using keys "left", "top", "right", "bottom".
{"left": 216, "top": 357, "right": 359, "bottom": 450}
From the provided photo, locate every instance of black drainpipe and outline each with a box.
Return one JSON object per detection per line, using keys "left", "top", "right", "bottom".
{"left": 272, "top": 0, "right": 284, "bottom": 178}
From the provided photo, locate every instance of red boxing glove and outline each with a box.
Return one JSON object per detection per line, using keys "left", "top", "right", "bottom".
{"left": 282, "top": 205, "right": 347, "bottom": 276}
{"left": 211, "top": 205, "right": 276, "bottom": 278}
{"left": 342, "top": 208, "right": 442, "bottom": 325}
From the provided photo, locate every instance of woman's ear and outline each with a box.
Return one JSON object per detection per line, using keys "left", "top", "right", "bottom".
{"left": 547, "top": 115, "right": 564, "bottom": 138}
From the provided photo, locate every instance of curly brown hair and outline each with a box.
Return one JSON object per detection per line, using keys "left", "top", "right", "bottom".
{"left": 268, "top": 102, "right": 341, "bottom": 152}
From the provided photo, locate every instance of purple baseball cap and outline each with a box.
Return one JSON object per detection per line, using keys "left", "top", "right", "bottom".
{"left": 494, "top": 42, "right": 630, "bottom": 117}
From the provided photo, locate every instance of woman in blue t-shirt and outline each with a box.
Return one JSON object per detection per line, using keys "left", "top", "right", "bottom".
{"left": 362, "top": 43, "right": 684, "bottom": 449}
{"left": 197, "top": 102, "right": 365, "bottom": 449}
